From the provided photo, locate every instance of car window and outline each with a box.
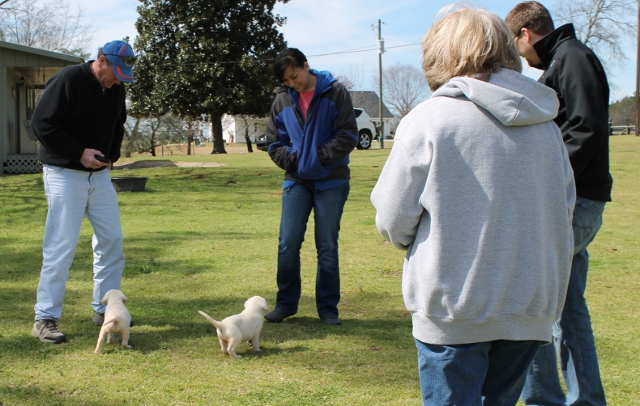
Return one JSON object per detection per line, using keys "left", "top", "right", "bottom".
{"left": 353, "top": 109, "right": 362, "bottom": 118}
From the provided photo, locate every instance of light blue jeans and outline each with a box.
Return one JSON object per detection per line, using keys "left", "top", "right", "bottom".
{"left": 275, "top": 182, "right": 349, "bottom": 319}
{"left": 34, "top": 165, "right": 125, "bottom": 320}
{"left": 416, "top": 339, "right": 541, "bottom": 405}
{"left": 521, "top": 196, "right": 607, "bottom": 406}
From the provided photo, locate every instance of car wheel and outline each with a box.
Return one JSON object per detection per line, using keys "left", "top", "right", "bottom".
{"left": 357, "top": 130, "right": 372, "bottom": 150}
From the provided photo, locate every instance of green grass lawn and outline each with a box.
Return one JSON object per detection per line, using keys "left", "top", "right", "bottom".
{"left": 1, "top": 136, "right": 638, "bottom": 405}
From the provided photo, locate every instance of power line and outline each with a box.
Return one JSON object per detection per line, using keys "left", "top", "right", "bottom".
{"left": 141, "top": 42, "right": 422, "bottom": 67}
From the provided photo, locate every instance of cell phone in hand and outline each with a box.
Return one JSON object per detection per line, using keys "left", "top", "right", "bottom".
{"left": 94, "top": 154, "right": 110, "bottom": 163}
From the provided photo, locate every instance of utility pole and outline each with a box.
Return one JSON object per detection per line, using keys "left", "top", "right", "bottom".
{"left": 377, "top": 19, "right": 385, "bottom": 148}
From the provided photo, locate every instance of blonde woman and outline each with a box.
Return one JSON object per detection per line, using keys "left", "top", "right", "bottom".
{"left": 371, "top": 5, "right": 575, "bottom": 405}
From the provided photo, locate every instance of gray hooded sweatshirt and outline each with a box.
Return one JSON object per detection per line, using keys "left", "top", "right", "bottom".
{"left": 371, "top": 69, "right": 575, "bottom": 345}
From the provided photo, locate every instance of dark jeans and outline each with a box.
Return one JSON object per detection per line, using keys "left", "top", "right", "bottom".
{"left": 521, "top": 197, "right": 607, "bottom": 406}
{"left": 275, "top": 182, "right": 349, "bottom": 318}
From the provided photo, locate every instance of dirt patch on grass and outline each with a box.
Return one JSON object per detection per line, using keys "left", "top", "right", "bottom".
{"left": 113, "top": 160, "right": 226, "bottom": 170}
{"left": 113, "top": 143, "right": 263, "bottom": 169}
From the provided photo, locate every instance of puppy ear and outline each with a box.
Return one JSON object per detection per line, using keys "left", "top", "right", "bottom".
{"left": 101, "top": 297, "right": 109, "bottom": 305}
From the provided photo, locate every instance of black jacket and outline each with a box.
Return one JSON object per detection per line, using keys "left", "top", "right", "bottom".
{"left": 32, "top": 61, "right": 127, "bottom": 172}
{"left": 534, "top": 24, "right": 612, "bottom": 201}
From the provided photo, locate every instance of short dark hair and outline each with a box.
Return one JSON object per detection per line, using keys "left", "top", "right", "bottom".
{"left": 505, "top": 1, "right": 555, "bottom": 37}
{"left": 96, "top": 47, "right": 112, "bottom": 66}
{"left": 273, "top": 48, "right": 307, "bottom": 83}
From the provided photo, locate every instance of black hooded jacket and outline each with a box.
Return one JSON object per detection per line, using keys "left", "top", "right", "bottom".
{"left": 534, "top": 24, "right": 613, "bottom": 202}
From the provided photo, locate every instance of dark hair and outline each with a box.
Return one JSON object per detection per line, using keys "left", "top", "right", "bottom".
{"left": 505, "top": 1, "right": 554, "bottom": 37}
{"left": 273, "top": 48, "right": 307, "bottom": 83}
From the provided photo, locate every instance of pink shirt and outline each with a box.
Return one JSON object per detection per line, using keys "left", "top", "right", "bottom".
{"left": 298, "top": 90, "right": 314, "bottom": 119}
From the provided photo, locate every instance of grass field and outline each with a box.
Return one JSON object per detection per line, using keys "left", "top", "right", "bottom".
{"left": 0, "top": 136, "right": 638, "bottom": 405}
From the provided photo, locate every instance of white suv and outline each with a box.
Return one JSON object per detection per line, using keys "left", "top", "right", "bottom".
{"left": 354, "top": 107, "right": 377, "bottom": 150}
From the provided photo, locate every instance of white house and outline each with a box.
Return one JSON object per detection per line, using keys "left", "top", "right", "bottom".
{"left": 217, "top": 114, "right": 269, "bottom": 144}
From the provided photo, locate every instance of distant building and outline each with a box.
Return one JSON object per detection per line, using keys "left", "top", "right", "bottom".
{"left": 0, "top": 41, "right": 84, "bottom": 174}
{"left": 218, "top": 114, "right": 268, "bottom": 144}
{"left": 349, "top": 91, "right": 394, "bottom": 139}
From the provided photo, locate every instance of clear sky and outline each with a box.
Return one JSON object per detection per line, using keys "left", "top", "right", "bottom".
{"left": 71, "top": 0, "right": 636, "bottom": 102}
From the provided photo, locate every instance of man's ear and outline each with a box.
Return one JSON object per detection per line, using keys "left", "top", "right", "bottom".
{"left": 521, "top": 27, "right": 543, "bottom": 45}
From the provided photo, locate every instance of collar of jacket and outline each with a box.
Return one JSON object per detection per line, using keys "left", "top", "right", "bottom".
{"left": 287, "top": 69, "right": 336, "bottom": 103}
{"left": 533, "top": 23, "right": 577, "bottom": 70}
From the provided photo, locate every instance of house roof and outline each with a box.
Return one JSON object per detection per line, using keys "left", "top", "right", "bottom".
{"left": 349, "top": 91, "right": 394, "bottom": 119}
{"left": 0, "top": 40, "right": 84, "bottom": 86}
{"left": 0, "top": 41, "right": 84, "bottom": 63}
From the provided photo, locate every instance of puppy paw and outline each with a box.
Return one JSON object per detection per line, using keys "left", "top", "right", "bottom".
{"left": 247, "top": 340, "right": 253, "bottom": 346}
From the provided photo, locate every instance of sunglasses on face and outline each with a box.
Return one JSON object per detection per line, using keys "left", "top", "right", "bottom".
{"left": 103, "top": 54, "right": 136, "bottom": 66}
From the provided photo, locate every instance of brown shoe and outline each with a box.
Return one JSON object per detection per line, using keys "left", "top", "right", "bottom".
{"left": 32, "top": 319, "right": 66, "bottom": 344}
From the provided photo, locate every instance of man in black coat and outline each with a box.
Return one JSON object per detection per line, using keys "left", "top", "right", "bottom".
{"left": 506, "top": 3, "right": 612, "bottom": 406}
{"left": 31, "top": 40, "right": 135, "bottom": 344}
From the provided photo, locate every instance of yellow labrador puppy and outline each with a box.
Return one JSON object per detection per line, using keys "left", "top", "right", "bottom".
{"left": 198, "top": 296, "right": 269, "bottom": 358}
{"left": 95, "top": 289, "right": 132, "bottom": 354}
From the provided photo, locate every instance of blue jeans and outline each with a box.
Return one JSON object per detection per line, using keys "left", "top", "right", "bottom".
{"left": 521, "top": 196, "right": 606, "bottom": 406}
{"left": 34, "top": 165, "right": 125, "bottom": 320}
{"left": 275, "top": 182, "right": 349, "bottom": 318}
{"left": 416, "top": 339, "right": 541, "bottom": 405}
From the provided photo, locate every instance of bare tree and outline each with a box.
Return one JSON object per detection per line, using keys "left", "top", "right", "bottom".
{"left": 122, "top": 113, "right": 187, "bottom": 157}
{"left": 552, "top": 0, "right": 637, "bottom": 66}
{"left": 333, "top": 74, "right": 355, "bottom": 91}
{"left": 0, "top": 0, "right": 93, "bottom": 58}
{"left": 334, "top": 62, "right": 371, "bottom": 91}
{"left": 382, "top": 63, "right": 431, "bottom": 119}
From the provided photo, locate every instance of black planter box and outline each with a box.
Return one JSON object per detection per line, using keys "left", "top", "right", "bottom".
{"left": 111, "top": 176, "right": 148, "bottom": 192}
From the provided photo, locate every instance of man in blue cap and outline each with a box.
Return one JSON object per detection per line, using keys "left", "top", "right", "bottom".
{"left": 30, "top": 40, "right": 136, "bottom": 343}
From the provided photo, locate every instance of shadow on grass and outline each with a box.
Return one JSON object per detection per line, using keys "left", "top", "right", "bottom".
{"left": 0, "top": 386, "right": 109, "bottom": 406}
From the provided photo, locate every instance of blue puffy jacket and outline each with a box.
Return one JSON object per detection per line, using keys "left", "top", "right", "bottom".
{"left": 266, "top": 69, "right": 357, "bottom": 181}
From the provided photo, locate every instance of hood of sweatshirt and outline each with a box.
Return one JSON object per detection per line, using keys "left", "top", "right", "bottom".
{"left": 431, "top": 68, "right": 558, "bottom": 127}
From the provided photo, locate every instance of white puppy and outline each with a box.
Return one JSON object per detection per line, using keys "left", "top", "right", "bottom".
{"left": 198, "top": 296, "right": 269, "bottom": 358}
{"left": 95, "top": 289, "right": 132, "bottom": 354}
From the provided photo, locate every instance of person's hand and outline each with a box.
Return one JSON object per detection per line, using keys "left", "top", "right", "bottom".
{"left": 80, "top": 148, "right": 110, "bottom": 169}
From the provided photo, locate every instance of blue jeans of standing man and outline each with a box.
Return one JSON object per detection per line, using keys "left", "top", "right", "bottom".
{"left": 34, "top": 165, "right": 126, "bottom": 320}
{"left": 274, "top": 182, "right": 349, "bottom": 319}
{"left": 416, "top": 339, "right": 541, "bottom": 405}
{"left": 521, "top": 196, "right": 607, "bottom": 406}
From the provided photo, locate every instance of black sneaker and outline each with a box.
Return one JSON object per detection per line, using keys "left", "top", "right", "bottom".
{"left": 321, "top": 317, "right": 341, "bottom": 326}
{"left": 264, "top": 310, "right": 294, "bottom": 323}
{"left": 32, "top": 319, "right": 66, "bottom": 344}
{"left": 93, "top": 311, "right": 134, "bottom": 327}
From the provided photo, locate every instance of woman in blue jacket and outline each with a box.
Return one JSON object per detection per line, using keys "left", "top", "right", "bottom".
{"left": 264, "top": 48, "right": 358, "bottom": 326}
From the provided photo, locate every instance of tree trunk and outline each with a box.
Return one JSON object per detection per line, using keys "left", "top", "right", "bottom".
{"left": 243, "top": 116, "right": 253, "bottom": 153}
{"left": 210, "top": 111, "right": 227, "bottom": 154}
{"left": 150, "top": 132, "right": 156, "bottom": 156}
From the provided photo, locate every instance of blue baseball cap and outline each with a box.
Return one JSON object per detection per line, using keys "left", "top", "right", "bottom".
{"left": 102, "top": 40, "right": 136, "bottom": 82}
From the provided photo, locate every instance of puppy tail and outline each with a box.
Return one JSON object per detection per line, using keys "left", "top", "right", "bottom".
{"left": 197, "top": 310, "right": 223, "bottom": 330}
{"left": 102, "top": 319, "right": 117, "bottom": 327}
